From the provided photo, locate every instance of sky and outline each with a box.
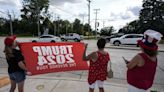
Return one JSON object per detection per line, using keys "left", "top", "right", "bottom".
{"left": 0, "top": 0, "right": 143, "bottom": 30}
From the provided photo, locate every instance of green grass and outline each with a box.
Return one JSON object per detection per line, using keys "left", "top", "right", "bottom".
{"left": 159, "top": 40, "right": 164, "bottom": 44}
{"left": 83, "top": 36, "right": 97, "bottom": 39}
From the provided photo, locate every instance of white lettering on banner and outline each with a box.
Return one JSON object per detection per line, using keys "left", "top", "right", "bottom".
{"left": 49, "top": 64, "right": 69, "bottom": 69}
{"left": 56, "top": 55, "right": 65, "bottom": 64}
{"left": 33, "top": 46, "right": 42, "bottom": 56}
{"left": 32, "top": 45, "right": 75, "bottom": 66}
{"left": 51, "top": 46, "right": 60, "bottom": 55}
{"left": 36, "top": 63, "right": 77, "bottom": 70}
{"left": 66, "top": 54, "right": 74, "bottom": 63}
{"left": 59, "top": 46, "right": 67, "bottom": 54}
{"left": 41, "top": 46, "right": 52, "bottom": 56}
{"left": 47, "top": 56, "right": 56, "bottom": 65}
{"left": 38, "top": 56, "right": 48, "bottom": 66}
{"left": 66, "top": 45, "right": 73, "bottom": 54}
{"left": 33, "top": 45, "right": 73, "bottom": 56}
{"left": 68, "top": 63, "right": 76, "bottom": 67}
{"left": 36, "top": 65, "right": 48, "bottom": 70}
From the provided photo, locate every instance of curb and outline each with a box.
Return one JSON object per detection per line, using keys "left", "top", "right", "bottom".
{"left": 106, "top": 46, "right": 164, "bottom": 52}
{"left": 0, "top": 76, "right": 10, "bottom": 88}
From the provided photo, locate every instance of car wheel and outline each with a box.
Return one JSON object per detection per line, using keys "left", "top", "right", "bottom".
{"left": 106, "top": 39, "right": 110, "bottom": 43}
{"left": 51, "top": 40, "right": 55, "bottom": 42}
{"left": 74, "top": 38, "right": 79, "bottom": 42}
{"left": 136, "top": 44, "right": 139, "bottom": 47}
{"left": 32, "top": 40, "right": 37, "bottom": 42}
{"left": 114, "top": 41, "right": 120, "bottom": 46}
{"left": 61, "top": 38, "right": 65, "bottom": 41}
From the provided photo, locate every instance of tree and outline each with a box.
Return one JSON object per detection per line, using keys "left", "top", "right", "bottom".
{"left": 100, "top": 26, "right": 115, "bottom": 36}
{"left": 21, "top": 0, "right": 49, "bottom": 35}
{"left": 139, "top": 0, "right": 164, "bottom": 35}
{"left": 60, "top": 20, "right": 71, "bottom": 34}
{"left": 0, "top": 18, "right": 9, "bottom": 35}
{"left": 120, "top": 20, "right": 141, "bottom": 34}
{"left": 73, "top": 19, "right": 82, "bottom": 34}
{"left": 82, "top": 23, "right": 91, "bottom": 36}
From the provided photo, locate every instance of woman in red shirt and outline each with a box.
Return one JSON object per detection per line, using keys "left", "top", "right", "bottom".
{"left": 123, "top": 29, "right": 163, "bottom": 92}
{"left": 83, "top": 38, "right": 110, "bottom": 92}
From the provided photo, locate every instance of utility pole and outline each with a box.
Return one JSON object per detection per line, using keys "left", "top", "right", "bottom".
{"left": 54, "top": 21, "right": 56, "bottom": 36}
{"left": 80, "top": 14, "right": 86, "bottom": 36}
{"left": 9, "top": 14, "right": 13, "bottom": 35}
{"left": 57, "top": 16, "right": 60, "bottom": 36}
{"left": 53, "top": 14, "right": 57, "bottom": 36}
{"left": 7, "top": 11, "right": 13, "bottom": 35}
{"left": 87, "top": 0, "right": 91, "bottom": 37}
{"left": 103, "top": 21, "right": 105, "bottom": 28}
{"left": 0, "top": 10, "right": 13, "bottom": 35}
{"left": 94, "top": 9, "right": 100, "bottom": 39}
{"left": 82, "top": 15, "right": 85, "bottom": 36}
{"left": 12, "top": 10, "right": 15, "bottom": 20}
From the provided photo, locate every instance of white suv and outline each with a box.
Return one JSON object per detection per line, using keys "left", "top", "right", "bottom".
{"left": 110, "top": 34, "right": 143, "bottom": 46}
{"left": 60, "top": 33, "right": 82, "bottom": 42}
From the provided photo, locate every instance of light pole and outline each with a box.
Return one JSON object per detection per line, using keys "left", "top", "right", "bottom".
{"left": 87, "top": 0, "right": 91, "bottom": 37}
{"left": 94, "top": 9, "right": 100, "bottom": 39}
{"left": 79, "top": 14, "right": 87, "bottom": 36}
{"left": 57, "top": 16, "right": 60, "bottom": 36}
{"left": 9, "top": 14, "right": 13, "bottom": 35}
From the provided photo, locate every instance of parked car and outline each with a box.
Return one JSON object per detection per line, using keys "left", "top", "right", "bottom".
{"left": 60, "top": 33, "right": 82, "bottom": 42}
{"left": 32, "top": 35, "right": 61, "bottom": 42}
{"left": 110, "top": 34, "right": 143, "bottom": 46}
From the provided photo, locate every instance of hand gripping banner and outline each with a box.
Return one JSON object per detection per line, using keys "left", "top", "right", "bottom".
{"left": 19, "top": 42, "right": 88, "bottom": 75}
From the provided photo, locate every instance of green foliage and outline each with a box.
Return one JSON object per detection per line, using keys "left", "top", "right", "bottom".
{"left": 120, "top": 20, "right": 141, "bottom": 34}
{"left": 139, "top": 0, "right": 164, "bottom": 35}
{"left": 159, "top": 40, "right": 164, "bottom": 44}
{"left": 0, "top": 0, "right": 93, "bottom": 36}
{"left": 120, "top": 0, "right": 164, "bottom": 36}
{"left": 20, "top": 0, "right": 49, "bottom": 35}
{"left": 100, "top": 26, "right": 116, "bottom": 36}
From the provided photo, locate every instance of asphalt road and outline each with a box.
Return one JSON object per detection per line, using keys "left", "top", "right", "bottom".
{"left": 0, "top": 37, "right": 164, "bottom": 85}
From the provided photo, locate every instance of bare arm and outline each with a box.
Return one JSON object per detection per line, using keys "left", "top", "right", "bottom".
{"left": 82, "top": 44, "right": 98, "bottom": 61}
{"left": 127, "top": 55, "right": 141, "bottom": 69}
{"left": 83, "top": 44, "right": 89, "bottom": 61}
{"left": 18, "top": 61, "right": 27, "bottom": 71}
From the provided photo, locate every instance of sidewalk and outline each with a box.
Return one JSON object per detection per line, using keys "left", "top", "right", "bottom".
{"left": 0, "top": 73, "right": 164, "bottom": 92}
{"left": 106, "top": 44, "right": 164, "bottom": 52}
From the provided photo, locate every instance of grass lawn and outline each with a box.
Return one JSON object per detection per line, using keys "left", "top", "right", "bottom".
{"left": 159, "top": 40, "right": 164, "bottom": 44}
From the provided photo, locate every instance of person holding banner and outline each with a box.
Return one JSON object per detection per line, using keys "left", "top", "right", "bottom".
{"left": 123, "top": 30, "right": 163, "bottom": 92}
{"left": 83, "top": 38, "right": 110, "bottom": 92}
{"left": 4, "top": 35, "right": 28, "bottom": 92}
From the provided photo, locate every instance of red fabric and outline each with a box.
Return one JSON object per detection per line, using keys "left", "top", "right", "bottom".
{"left": 88, "top": 51, "right": 110, "bottom": 85}
{"left": 127, "top": 53, "right": 157, "bottom": 90}
{"left": 137, "top": 40, "right": 158, "bottom": 51}
{"left": 19, "top": 42, "right": 89, "bottom": 75}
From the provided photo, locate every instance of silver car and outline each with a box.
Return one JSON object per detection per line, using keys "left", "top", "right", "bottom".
{"left": 32, "top": 35, "right": 61, "bottom": 42}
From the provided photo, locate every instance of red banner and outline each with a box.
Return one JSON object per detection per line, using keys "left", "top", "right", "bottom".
{"left": 19, "top": 42, "right": 88, "bottom": 75}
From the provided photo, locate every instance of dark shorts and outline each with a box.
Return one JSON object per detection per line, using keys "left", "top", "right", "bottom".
{"left": 9, "top": 72, "right": 26, "bottom": 83}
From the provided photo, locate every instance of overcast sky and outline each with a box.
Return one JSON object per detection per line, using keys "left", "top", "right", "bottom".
{"left": 0, "top": 0, "right": 143, "bottom": 30}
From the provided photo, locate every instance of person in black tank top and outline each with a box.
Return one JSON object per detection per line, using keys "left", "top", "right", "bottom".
{"left": 4, "top": 35, "right": 28, "bottom": 92}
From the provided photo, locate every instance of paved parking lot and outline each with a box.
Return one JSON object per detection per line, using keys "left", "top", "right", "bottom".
{"left": 0, "top": 37, "right": 164, "bottom": 92}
